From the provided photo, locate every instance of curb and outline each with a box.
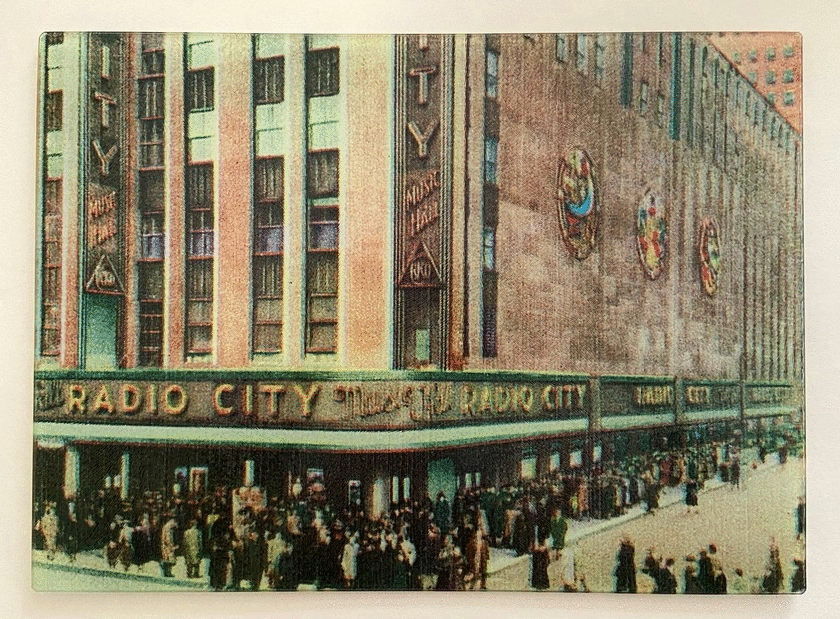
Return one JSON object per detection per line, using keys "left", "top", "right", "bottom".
{"left": 33, "top": 559, "right": 209, "bottom": 590}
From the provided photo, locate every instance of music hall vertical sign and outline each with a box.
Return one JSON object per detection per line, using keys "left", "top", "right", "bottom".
{"left": 394, "top": 35, "right": 454, "bottom": 369}
{"left": 84, "top": 33, "right": 125, "bottom": 295}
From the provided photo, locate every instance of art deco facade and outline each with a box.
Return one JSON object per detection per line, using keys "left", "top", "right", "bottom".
{"left": 34, "top": 33, "right": 802, "bottom": 515}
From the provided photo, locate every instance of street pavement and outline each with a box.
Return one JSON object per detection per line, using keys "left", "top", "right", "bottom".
{"left": 32, "top": 452, "right": 803, "bottom": 593}
{"left": 486, "top": 454, "right": 804, "bottom": 592}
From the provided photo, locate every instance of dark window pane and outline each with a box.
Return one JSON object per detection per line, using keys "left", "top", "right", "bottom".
{"left": 254, "top": 56, "right": 284, "bottom": 104}
{"left": 306, "top": 48, "right": 339, "bottom": 97}
{"left": 45, "top": 91, "right": 62, "bottom": 132}
{"left": 307, "top": 150, "right": 339, "bottom": 197}
{"left": 187, "top": 68, "right": 214, "bottom": 112}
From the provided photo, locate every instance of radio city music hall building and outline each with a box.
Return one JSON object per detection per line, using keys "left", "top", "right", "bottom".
{"left": 34, "top": 33, "right": 802, "bottom": 516}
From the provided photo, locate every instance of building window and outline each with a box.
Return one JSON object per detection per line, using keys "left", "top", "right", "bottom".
{"left": 748, "top": 49, "right": 757, "bottom": 62}
{"left": 45, "top": 91, "right": 62, "bottom": 132}
{"left": 733, "top": 51, "right": 741, "bottom": 64}
{"left": 595, "top": 34, "right": 606, "bottom": 83}
{"left": 621, "top": 33, "right": 634, "bottom": 108}
{"left": 486, "top": 48, "right": 499, "bottom": 98}
{"left": 655, "top": 91, "right": 665, "bottom": 127}
{"left": 254, "top": 55, "right": 284, "bottom": 104}
{"left": 766, "top": 47, "right": 776, "bottom": 61}
{"left": 482, "top": 226, "right": 496, "bottom": 271}
{"left": 141, "top": 49, "right": 164, "bottom": 75}
{"left": 41, "top": 179, "right": 62, "bottom": 356}
{"left": 657, "top": 32, "right": 665, "bottom": 66}
{"left": 482, "top": 270, "right": 498, "bottom": 358}
{"left": 555, "top": 34, "right": 567, "bottom": 62}
{"left": 306, "top": 47, "right": 339, "bottom": 98}
{"left": 484, "top": 137, "right": 498, "bottom": 185}
{"left": 306, "top": 150, "right": 339, "bottom": 353}
{"left": 185, "top": 164, "right": 214, "bottom": 355}
{"left": 639, "top": 80, "right": 649, "bottom": 115}
{"left": 139, "top": 57, "right": 165, "bottom": 168}
{"left": 766, "top": 70, "right": 776, "bottom": 85}
{"left": 575, "top": 34, "right": 588, "bottom": 73}
{"left": 783, "top": 44, "right": 795, "bottom": 58}
{"left": 138, "top": 39, "right": 166, "bottom": 366}
{"left": 187, "top": 68, "right": 214, "bottom": 112}
{"left": 748, "top": 70, "right": 757, "bottom": 84}
{"left": 253, "top": 157, "right": 284, "bottom": 353}
{"left": 784, "top": 90, "right": 795, "bottom": 106}
{"left": 766, "top": 92, "right": 776, "bottom": 105}
{"left": 307, "top": 150, "right": 339, "bottom": 198}
{"left": 783, "top": 68, "right": 794, "bottom": 83}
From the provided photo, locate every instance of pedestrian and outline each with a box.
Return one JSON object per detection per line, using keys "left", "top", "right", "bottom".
{"left": 548, "top": 506, "right": 568, "bottom": 561}
{"left": 729, "top": 567, "right": 749, "bottom": 594}
{"left": 614, "top": 532, "right": 637, "bottom": 593}
{"left": 465, "top": 528, "right": 489, "bottom": 590}
{"left": 183, "top": 519, "right": 203, "bottom": 579}
{"left": 730, "top": 454, "right": 741, "bottom": 489}
{"left": 159, "top": 513, "right": 178, "bottom": 578}
{"left": 682, "top": 556, "right": 701, "bottom": 594}
{"left": 529, "top": 535, "right": 550, "bottom": 590}
{"left": 708, "top": 544, "right": 726, "bottom": 594}
{"left": 37, "top": 505, "right": 59, "bottom": 561}
{"left": 341, "top": 531, "right": 359, "bottom": 590}
{"left": 796, "top": 496, "right": 805, "bottom": 541}
{"left": 790, "top": 558, "right": 805, "bottom": 593}
{"left": 697, "top": 549, "right": 713, "bottom": 593}
{"left": 760, "top": 539, "right": 783, "bottom": 593}
{"left": 684, "top": 478, "right": 699, "bottom": 514}
{"left": 658, "top": 558, "right": 677, "bottom": 594}
{"left": 558, "top": 544, "right": 577, "bottom": 592}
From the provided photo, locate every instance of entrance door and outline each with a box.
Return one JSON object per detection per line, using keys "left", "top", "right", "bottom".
{"left": 84, "top": 293, "right": 119, "bottom": 369}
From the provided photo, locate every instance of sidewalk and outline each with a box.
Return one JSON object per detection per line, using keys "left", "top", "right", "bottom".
{"left": 486, "top": 451, "right": 784, "bottom": 576}
{"left": 32, "top": 452, "right": 787, "bottom": 589}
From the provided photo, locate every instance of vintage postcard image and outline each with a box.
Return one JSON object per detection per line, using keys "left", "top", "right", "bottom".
{"left": 32, "top": 32, "right": 804, "bottom": 593}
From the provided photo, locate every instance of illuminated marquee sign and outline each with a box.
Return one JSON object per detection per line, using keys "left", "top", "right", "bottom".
{"left": 34, "top": 376, "right": 588, "bottom": 429}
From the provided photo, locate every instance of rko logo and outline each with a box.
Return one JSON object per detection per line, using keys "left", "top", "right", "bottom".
{"left": 698, "top": 218, "right": 721, "bottom": 296}
{"left": 556, "top": 148, "right": 599, "bottom": 260}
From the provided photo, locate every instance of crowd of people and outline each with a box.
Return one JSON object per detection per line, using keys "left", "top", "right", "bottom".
{"left": 613, "top": 534, "right": 805, "bottom": 594}
{"left": 33, "top": 429, "right": 802, "bottom": 592}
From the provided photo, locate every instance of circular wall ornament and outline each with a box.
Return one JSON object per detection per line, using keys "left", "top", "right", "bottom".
{"left": 636, "top": 190, "right": 667, "bottom": 280}
{"left": 556, "top": 148, "right": 599, "bottom": 260}
{"left": 698, "top": 218, "right": 721, "bottom": 296}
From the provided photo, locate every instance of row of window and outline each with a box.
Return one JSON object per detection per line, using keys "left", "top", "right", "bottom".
{"left": 137, "top": 43, "right": 342, "bottom": 363}
{"left": 733, "top": 44, "right": 795, "bottom": 65}
{"left": 40, "top": 35, "right": 64, "bottom": 357}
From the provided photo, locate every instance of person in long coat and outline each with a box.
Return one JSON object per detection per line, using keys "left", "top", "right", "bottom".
{"left": 38, "top": 506, "right": 59, "bottom": 560}
{"left": 159, "top": 514, "right": 178, "bottom": 577}
{"left": 182, "top": 519, "right": 203, "bottom": 578}
{"left": 549, "top": 507, "right": 568, "bottom": 561}
{"left": 530, "top": 536, "right": 551, "bottom": 590}
{"left": 614, "top": 533, "right": 637, "bottom": 593}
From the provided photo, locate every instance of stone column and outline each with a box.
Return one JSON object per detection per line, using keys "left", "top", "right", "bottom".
{"left": 63, "top": 445, "right": 80, "bottom": 500}
{"left": 119, "top": 451, "right": 130, "bottom": 500}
